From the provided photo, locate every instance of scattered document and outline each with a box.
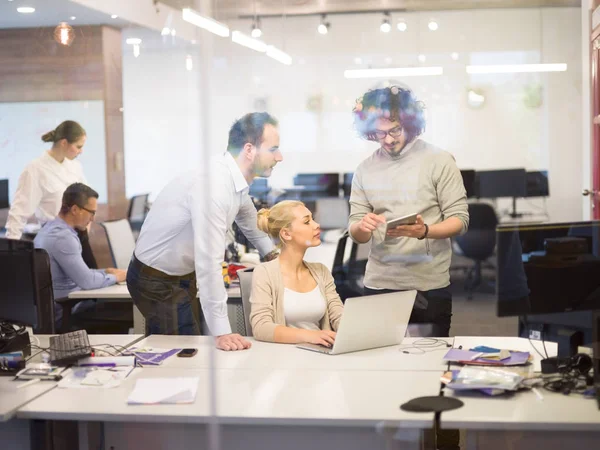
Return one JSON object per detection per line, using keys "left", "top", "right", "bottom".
{"left": 127, "top": 377, "right": 199, "bottom": 405}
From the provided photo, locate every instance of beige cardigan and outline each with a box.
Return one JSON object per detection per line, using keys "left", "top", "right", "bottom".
{"left": 249, "top": 259, "right": 344, "bottom": 342}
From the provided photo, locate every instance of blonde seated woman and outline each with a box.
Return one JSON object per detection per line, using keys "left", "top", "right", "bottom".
{"left": 250, "top": 201, "right": 344, "bottom": 347}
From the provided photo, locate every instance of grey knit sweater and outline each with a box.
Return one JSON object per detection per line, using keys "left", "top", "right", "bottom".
{"left": 349, "top": 138, "right": 469, "bottom": 291}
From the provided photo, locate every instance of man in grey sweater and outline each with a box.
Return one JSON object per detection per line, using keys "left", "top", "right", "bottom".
{"left": 348, "top": 85, "right": 469, "bottom": 338}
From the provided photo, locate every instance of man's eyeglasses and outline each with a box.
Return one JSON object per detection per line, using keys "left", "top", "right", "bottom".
{"left": 366, "top": 126, "right": 403, "bottom": 141}
{"left": 78, "top": 205, "right": 96, "bottom": 217}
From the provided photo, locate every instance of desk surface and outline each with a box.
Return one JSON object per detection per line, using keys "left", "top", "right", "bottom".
{"left": 68, "top": 284, "right": 241, "bottom": 300}
{"left": 0, "top": 334, "right": 141, "bottom": 422}
{"left": 130, "top": 335, "right": 454, "bottom": 372}
{"left": 17, "top": 367, "right": 441, "bottom": 427}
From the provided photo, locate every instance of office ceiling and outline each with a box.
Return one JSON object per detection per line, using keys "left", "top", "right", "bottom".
{"left": 160, "top": 0, "right": 581, "bottom": 19}
{"left": 0, "top": 0, "right": 129, "bottom": 29}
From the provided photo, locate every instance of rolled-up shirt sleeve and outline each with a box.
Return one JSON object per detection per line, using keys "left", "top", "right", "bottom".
{"left": 190, "top": 182, "right": 232, "bottom": 336}
{"left": 433, "top": 153, "right": 469, "bottom": 234}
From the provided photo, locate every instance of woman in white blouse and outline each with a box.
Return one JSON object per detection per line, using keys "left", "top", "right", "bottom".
{"left": 249, "top": 201, "right": 344, "bottom": 346}
{"left": 6, "top": 120, "right": 96, "bottom": 267}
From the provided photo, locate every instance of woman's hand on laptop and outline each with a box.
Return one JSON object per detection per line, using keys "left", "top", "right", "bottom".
{"left": 302, "top": 330, "right": 336, "bottom": 347}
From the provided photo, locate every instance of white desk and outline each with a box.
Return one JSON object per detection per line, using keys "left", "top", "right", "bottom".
{"left": 0, "top": 334, "right": 142, "bottom": 450}
{"left": 132, "top": 335, "right": 454, "bottom": 372}
{"left": 68, "top": 284, "right": 243, "bottom": 335}
{"left": 18, "top": 367, "right": 441, "bottom": 450}
{"left": 441, "top": 336, "right": 600, "bottom": 449}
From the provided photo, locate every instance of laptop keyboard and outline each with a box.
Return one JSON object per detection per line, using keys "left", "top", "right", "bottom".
{"left": 49, "top": 330, "right": 92, "bottom": 365}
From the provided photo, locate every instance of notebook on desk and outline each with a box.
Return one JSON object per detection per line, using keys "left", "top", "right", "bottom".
{"left": 297, "top": 290, "right": 416, "bottom": 355}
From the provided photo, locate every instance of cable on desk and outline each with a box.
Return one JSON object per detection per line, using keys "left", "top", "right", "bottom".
{"left": 400, "top": 338, "right": 452, "bottom": 355}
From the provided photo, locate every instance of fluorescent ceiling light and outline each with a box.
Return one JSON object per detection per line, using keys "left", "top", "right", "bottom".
{"left": 266, "top": 45, "right": 292, "bottom": 65}
{"left": 17, "top": 7, "right": 35, "bottom": 13}
{"left": 466, "top": 63, "right": 567, "bottom": 74}
{"left": 232, "top": 31, "right": 267, "bottom": 52}
{"left": 161, "top": 27, "right": 170, "bottom": 36}
{"left": 344, "top": 67, "right": 443, "bottom": 79}
{"left": 182, "top": 8, "right": 229, "bottom": 38}
{"left": 126, "top": 38, "right": 142, "bottom": 45}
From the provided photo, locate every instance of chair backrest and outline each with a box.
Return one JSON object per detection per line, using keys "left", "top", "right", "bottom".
{"left": 332, "top": 230, "right": 366, "bottom": 301}
{"left": 99, "top": 219, "right": 136, "bottom": 269}
{"left": 128, "top": 194, "right": 149, "bottom": 223}
{"left": 33, "top": 248, "right": 56, "bottom": 334}
{"left": 237, "top": 268, "right": 254, "bottom": 337}
{"left": 466, "top": 202, "right": 498, "bottom": 230}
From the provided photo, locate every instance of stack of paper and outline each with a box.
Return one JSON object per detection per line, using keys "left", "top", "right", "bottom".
{"left": 127, "top": 377, "right": 199, "bottom": 405}
{"left": 443, "top": 348, "right": 531, "bottom": 366}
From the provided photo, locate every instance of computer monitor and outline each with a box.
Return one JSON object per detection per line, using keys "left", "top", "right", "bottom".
{"left": 526, "top": 170, "right": 549, "bottom": 197}
{"left": 497, "top": 221, "right": 600, "bottom": 356}
{"left": 460, "top": 170, "right": 477, "bottom": 198}
{"left": 0, "top": 179, "right": 8, "bottom": 209}
{"left": 293, "top": 173, "right": 340, "bottom": 198}
{"left": 249, "top": 178, "right": 270, "bottom": 201}
{"left": 0, "top": 238, "right": 38, "bottom": 327}
{"left": 477, "top": 169, "right": 527, "bottom": 199}
{"left": 342, "top": 173, "right": 354, "bottom": 198}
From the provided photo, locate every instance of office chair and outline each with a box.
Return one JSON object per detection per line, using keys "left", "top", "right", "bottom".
{"left": 127, "top": 194, "right": 149, "bottom": 234}
{"left": 332, "top": 230, "right": 367, "bottom": 302}
{"left": 237, "top": 267, "right": 254, "bottom": 337}
{"left": 33, "top": 248, "right": 56, "bottom": 334}
{"left": 99, "top": 219, "right": 136, "bottom": 270}
{"left": 454, "top": 203, "right": 498, "bottom": 299}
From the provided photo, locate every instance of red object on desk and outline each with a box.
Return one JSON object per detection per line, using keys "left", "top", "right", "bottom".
{"left": 228, "top": 264, "right": 246, "bottom": 280}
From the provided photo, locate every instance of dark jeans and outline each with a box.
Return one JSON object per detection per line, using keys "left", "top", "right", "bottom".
{"left": 364, "top": 286, "right": 453, "bottom": 337}
{"left": 127, "top": 258, "right": 201, "bottom": 335}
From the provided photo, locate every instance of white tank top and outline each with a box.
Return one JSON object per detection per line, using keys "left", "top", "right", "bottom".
{"left": 283, "top": 285, "right": 326, "bottom": 330}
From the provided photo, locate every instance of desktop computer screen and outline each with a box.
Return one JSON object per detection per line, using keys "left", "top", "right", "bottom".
{"left": 342, "top": 173, "right": 354, "bottom": 198}
{"left": 526, "top": 170, "right": 549, "bottom": 197}
{"left": 459, "top": 170, "right": 477, "bottom": 198}
{"left": 293, "top": 173, "right": 340, "bottom": 198}
{"left": 249, "top": 178, "right": 270, "bottom": 201}
{"left": 0, "top": 239, "right": 38, "bottom": 327}
{"left": 497, "top": 221, "right": 600, "bottom": 318}
{"left": 0, "top": 179, "right": 8, "bottom": 209}
{"left": 477, "top": 169, "right": 527, "bottom": 199}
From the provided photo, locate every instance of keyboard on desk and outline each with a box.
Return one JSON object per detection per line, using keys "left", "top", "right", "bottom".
{"left": 49, "top": 330, "right": 92, "bottom": 365}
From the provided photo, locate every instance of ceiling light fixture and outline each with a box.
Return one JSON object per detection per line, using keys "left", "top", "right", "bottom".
{"left": 397, "top": 20, "right": 407, "bottom": 32}
{"left": 126, "top": 38, "right": 142, "bottom": 45}
{"left": 428, "top": 20, "right": 438, "bottom": 31}
{"left": 380, "top": 12, "right": 391, "bottom": 33}
{"left": 17, "top": 7, "right": 35, "bottom": 13}
{"left": 186, "top": 55, "right": 193, "bottom": 71}
{"left": 317, "top": 14, "right": 330, "bottom": 35}
{"left": 451, "top": 52, "right": 459, "bottom": 61}
{"left": 266, "top": 45, "right": 292, "bottom": 65}
{"left": 161, "top": 27, "right": 170, "bottom": 36}
{"left": 111, "top": 14, "right": 118, "bottom": 19}
{"left": 418, "top": 54, "right": 426, "bottom": 63}
{"left": 344, "top": 67, "right": 443, "bottom": 79}
{"left": 466, "top": 63, "right": 567, "bottom": 74}
{"left": 182, "top": 8, "right": 229, "bottom": 38}
{"left": 54, "top": 22, "right": 75, "bottom": 46}
{"left": 232, "top": 30, "right": 267, "bottom": 53}
{"left": 251, "top": 17, "right": 262, "bottom": 38}
{"left": 133, "top": 44, "right": 140, "bottom": 58}
{"left": 70, "top": 16, "right": 76, "bottom": 21}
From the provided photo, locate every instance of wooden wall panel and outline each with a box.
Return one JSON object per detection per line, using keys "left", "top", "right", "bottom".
{"left": 0, "top": 27, "right": 105, "bottom": 103}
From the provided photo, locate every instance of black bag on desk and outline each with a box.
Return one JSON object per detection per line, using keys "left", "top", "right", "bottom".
{"left": 332, "top": 230, "right": 366, "bottom": 302}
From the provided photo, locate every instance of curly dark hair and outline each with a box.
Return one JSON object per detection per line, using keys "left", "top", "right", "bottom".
{"left": 352, "top": 86, "right": 426, "bottom": 143}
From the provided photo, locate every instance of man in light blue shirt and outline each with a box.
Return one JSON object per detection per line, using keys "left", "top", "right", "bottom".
{"left": 34, "top": 183, "right": 126, "bottom": 322}
{"left": 129, "top": 112, "right": 282, "bottom": 349}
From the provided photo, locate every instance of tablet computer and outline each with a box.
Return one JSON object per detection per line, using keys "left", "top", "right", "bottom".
{"left": 386, "top": 213, "right": 418, "bottom": 232}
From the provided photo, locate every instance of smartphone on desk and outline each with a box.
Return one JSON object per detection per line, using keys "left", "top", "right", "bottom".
{"left": 386, "top": 213, "right": 419, "bottom": 232}
{"left": 177, "top": 348, "right": 198, "bottom": 358}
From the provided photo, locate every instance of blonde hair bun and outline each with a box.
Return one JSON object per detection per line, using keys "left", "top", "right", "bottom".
{"left": 256, "top": 208, "right": 271, "bottom": 234}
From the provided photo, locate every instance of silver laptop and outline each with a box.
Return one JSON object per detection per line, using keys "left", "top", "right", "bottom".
{"left": 297, "top": 290, "right": 417, "bottom": 355}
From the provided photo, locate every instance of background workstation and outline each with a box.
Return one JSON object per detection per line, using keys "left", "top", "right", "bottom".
{"left": 1, "top": 1, "right": 600, "bottom": 449}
